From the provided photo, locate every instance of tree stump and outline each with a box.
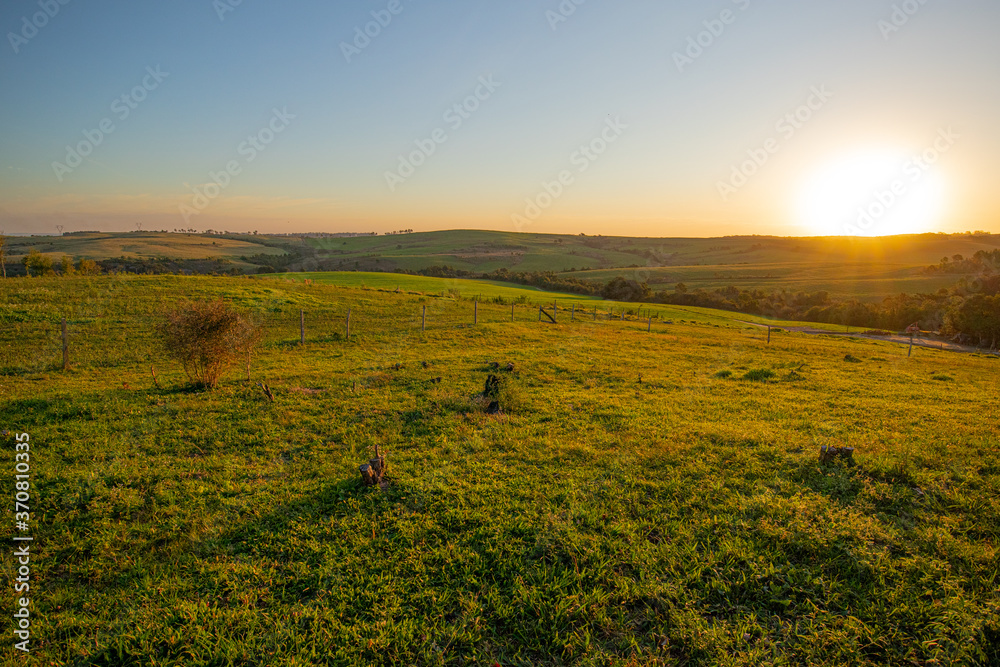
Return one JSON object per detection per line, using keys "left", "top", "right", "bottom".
{"left": 360, "top": 464, "right": 376, "bottom": 486}
{"left": 360, "top": 449, "right": 388, "bottom": 487}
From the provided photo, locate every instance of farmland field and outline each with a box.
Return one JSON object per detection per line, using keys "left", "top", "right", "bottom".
{"left": 3, "top": 232, "right": 286, "bottom": 269}
{"left": 1, "top": 274, "right": 999, "bottom": 666}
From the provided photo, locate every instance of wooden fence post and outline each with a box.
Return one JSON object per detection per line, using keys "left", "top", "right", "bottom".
{"left": 511, "top": 303, "right": 515, "bottom": 322}
{"left": 474, "top": 300, "right": 478, "bottom": 325}
{"left": 908, "top": 334, "right": 914, "bottom": 357}
{"left": 61, "top": 317, "right": 69, "bottom": 370}
{"left": 538, "top": 306, "right": 542, "bottom": 322}
{"left": 648, "top": 317, "right": 652, "bottom": 333}
{"left": 422, "top": 305, "right": 426, "bottom": 332}
{"left": 346, "top": 308, "right": 351, "bottom": 340}
{"left": 300, "top": 309, "right": 305, "bottom": 344}
{"left": 767, "top": 325, "right": 771, "bottom": 344}
{"left": 571, "top": 304, "right": 575, "bottom": 321}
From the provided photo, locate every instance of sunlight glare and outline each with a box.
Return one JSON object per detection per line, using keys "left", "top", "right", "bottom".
{"left": 795, "top": 150, "right": 947, "bottom": 236}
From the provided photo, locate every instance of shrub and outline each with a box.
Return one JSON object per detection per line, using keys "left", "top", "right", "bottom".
{"left": 22, "top": 249, "right": 54, "bottom": 276}
{"left": 77, "top": 259, "right": 101, "bottom": 275}
{"left": 844, "top": 354, "right": 862, "bottom": 363}
{"left": 713, "top": 370, "right": 733, "bottom": 379}
{"left": 743, "top": 368, "right": 776, "bottom": 382}
{"left": 159, "top": 300, "right": 261, "bottom": 388}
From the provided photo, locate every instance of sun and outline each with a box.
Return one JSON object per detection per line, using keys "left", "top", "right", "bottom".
{"left": 794, "top": 149, "right": 947, "bottom": 236}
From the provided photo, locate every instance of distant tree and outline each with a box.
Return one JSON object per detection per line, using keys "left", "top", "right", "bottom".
{"left": 59, "top": 255, "right": 75, "bottom": 276}
{"left": 674, "top": 282, "right": 688, "bottom": 294}
{"left": 948, "top": 294, "right": 1000, "bottom": 346}
{"left": 76, "top": 259, "right": 101, "bottom": 275}
{"left": 23, "top": 249, "right": 55, "bottom": 276}
{"left": 601, "top": 276, "right": 652, "bottom": 302}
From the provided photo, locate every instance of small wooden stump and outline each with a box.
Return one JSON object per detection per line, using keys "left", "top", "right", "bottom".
{"left": 360, "top": 447, "right": 388, "bottom": 487}
{"left": 259, "top": 383, "right": 275, "bottom": 402}
{"left": 360, "top": 464, "right": 376, "bottom": 486}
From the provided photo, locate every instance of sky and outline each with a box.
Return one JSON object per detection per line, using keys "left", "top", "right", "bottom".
{"left": 1, "top": 0, "right": 999, "bottom": 238}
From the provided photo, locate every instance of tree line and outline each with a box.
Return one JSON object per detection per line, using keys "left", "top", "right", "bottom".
{"left": 411, "top": 265, "right": 1000, "bottom": 346}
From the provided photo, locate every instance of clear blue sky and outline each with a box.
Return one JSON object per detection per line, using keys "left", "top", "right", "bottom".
{"left": 2, "top": 0, "right": 998, "bottom": 237}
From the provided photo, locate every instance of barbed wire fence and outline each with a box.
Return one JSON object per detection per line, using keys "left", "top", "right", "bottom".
{"left": 2, "top": 288, "right": 713, "bottom": 376}
{"left": 5, "top": 281, "right": 976, "bottom": 378}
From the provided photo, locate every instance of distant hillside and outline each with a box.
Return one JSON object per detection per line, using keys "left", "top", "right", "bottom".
{"left": 4, "top": 229, "right": 998, "bottom": 301}
{"left": 3, "top": 231, "right": 287, "bottom": 276}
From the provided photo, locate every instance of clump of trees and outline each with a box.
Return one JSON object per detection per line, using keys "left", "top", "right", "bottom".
{"left": 926, "top": 250, "right": 1000, "bottom": 274}
{"left": 159, "top": 300, "right": 261, "bottom": 389}
{"left": 602, "top": 277, "right": 651, "bottom": 302}
{"left": 21, "top": 249, "right": 100, "bottom": 276}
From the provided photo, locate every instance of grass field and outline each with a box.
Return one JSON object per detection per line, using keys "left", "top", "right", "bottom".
{"left": 569, "top": 263, "right": 961, "bottom": 303}
{"left": 2, "top": 274, "right": 998, "bottom": 666}
{"left": 269, "top": 272, "right": 857, "bottom": 333}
